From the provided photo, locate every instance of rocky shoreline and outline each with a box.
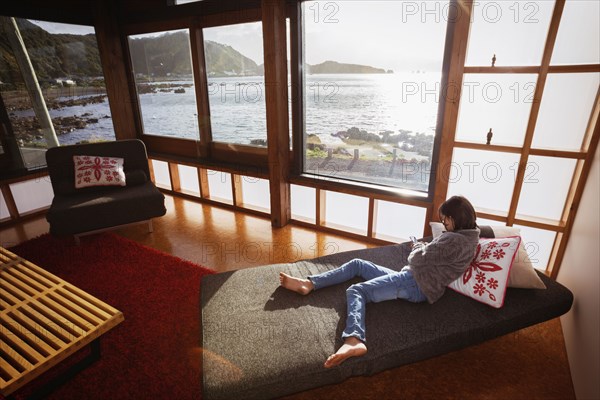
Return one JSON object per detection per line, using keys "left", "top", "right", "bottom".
{"left": 3, "top": 91, "right": 109, "bottom": 146}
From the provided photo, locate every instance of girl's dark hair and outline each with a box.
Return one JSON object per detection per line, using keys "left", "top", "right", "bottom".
{"left": 438, "top": 195, "right": 477, "bottom": 231}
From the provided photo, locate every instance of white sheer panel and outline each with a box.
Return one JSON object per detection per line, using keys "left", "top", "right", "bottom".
{"left": 513, "top": 224, "right": 556, "bottom": 270}
{"left": 1, "top": 191, "right": 12, "bottom": 220}
{"left": 374, "top": 200, "right": 426, "bottom": 242}
{"left": 177, "top": 165, "right": 200, "bottom": 196}
{"left": 447, "top": 148, "right": 520, "bottom": 214}
{"left": 324, "top": 191, "right": 369, "bottom": 235}
{"left": 517, "top": 156, "right": 576, "bottom": 221}
{"left": 551, "top": 0, "right": 600, "bottom": 65}
{"left": 240, "top": 177, "right": 270, "bottom": 212}
{"left": 206, "top": 170, "right": 232, "bottom": 203}
{"left": 456, "top": 74, "right": 537, "bottom": 146}
{"left": 151, "top": 160, "right": 171, "bottom": 189}
{"left": 10, "top": 179, "right": 54, "bottom": 214}
{"left": 466, "top": 0, "right": 554, "bottom": 66}
{"left": 532, "top": 73, "right": 600, "bottom": 151}
{"left": 291, "top": 185, "right": 316, "bottom": 223}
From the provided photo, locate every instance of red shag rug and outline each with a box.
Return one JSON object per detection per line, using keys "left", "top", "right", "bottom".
{"left": 4, "top": 233, "right": 215, "bottom": 400}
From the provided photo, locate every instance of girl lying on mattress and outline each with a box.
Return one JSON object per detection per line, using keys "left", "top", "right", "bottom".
{"left": 280, "top": 195, "right": 480, "bottom": 368}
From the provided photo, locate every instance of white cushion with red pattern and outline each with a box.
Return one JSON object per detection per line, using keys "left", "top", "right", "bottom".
{"left": 448, "top": 236, "right": 521, "bottom": 308}
{"left": 74, "top": 155, "right": 126, "bottom": 189}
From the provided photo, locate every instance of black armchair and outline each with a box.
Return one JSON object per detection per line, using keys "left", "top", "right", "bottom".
{"left": 45, "top": 139, "right": 166, "bottom": 243}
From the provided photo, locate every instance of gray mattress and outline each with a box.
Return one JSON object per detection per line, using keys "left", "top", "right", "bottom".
{"left": 201, "top": 241, "right": 573, "bottom": 400}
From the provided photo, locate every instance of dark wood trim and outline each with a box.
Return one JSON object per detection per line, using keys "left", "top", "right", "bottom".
{"left": 168, "top": 162, "right": 181, "bottom": 192}
{"left": 454, "top": 141, "right": 523, "bottom": 154}
{"left": 198, "top": 167, "right": 210, "bottom": 198}
{"left": 262, "top": 0, "right": 291, "bottom": 228}
{"left": 548, "top": 64, "right": 600, "bottom": 74}
{"left": 94, "top": 0, "right": 139, "bottom": 141}
{"left": 463, "top": 66, "right": 540, "bottom": 74}
{"left": 290, "top": 2, "right": 303, "bottom": 176}
{"left": 190, "top": 22, "right": 212, "bottom": 156}
{"left": 431, "top": 0, "right": 474, "bottom": 221}
{"left": 367, "top": 198, "right": 376, "bottom": 239}
{"left": 199, "top": 8, "right": 262, "bottom": 28}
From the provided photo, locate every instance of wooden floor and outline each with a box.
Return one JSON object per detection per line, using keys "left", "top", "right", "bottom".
{"left": 0, "top": 194, "right": 576, "bottom": 399}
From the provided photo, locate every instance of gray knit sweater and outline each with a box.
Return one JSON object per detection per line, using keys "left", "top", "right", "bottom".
{"left": 406, "top": 228, "right": 480, "bottom": 304}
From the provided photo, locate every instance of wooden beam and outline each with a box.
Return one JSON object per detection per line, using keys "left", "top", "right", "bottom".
{"left": 190, "top": 20, "right": 212, "bottom": 157}
{"left": 262, "top": 0, "right": 290, "bottom": 228}
{"left": 94, "top": 0, "right": 139, "bottom": 140}
{"left": 198, "top": 167, "right": 210, "bottom": 199}
{"left": 316, "top": 188, "right": 325, "bottom": 227}
{"left": 506, "top": 0, "right": 565, "bottom": 226}
{"left": 367, "top": 198, "right": 377, "bottom": 239}
{"left": 232, "top": 174, "right": 244, "bottom": 207}
{"left": 431, "top": 0, "right": 474, "bottom": 219}
{"left": 0, "top": 185, "right": 19, "bottom": 220}
{"left": 168, "top": 162, "right": 181, "bottom": 192}
{"left": 463, "top": 66, "right": 540, "bottom": 74}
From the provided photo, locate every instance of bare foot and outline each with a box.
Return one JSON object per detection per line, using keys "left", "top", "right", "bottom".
{"left": 324, "top": 337, "right": 367, "bottom": 368}
{"left": 279, "top": 272, "right": 314, "bottom": 295}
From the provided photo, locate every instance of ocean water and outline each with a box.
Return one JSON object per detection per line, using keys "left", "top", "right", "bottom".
{"left": 33, "top": 73, "right": 440, "bottom": 146}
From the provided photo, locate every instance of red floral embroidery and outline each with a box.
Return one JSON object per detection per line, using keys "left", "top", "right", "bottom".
{"left": 78, "top": 156, "right": 118, "bottom": 182}
{"left": 492, "top": 248, "right": 506, "bottom": 260}
{"left": 462, "top": 243, "right": 503, "bottom": 285}
{"left": 473, "top": 283, "right": 486, "bottom": 296}
{"left": 481, "top": 249, "right": 492, "bottom": 260}
{"left": 487, "top": 278, "right": 499, "bottom": 290}
{"left": 475, "top": 272, "right": 486, "bottom": 283}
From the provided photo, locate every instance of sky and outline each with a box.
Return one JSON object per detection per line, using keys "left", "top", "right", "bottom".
{"left": 28, "top": 19, "right": 95, "bottom": 35}
{"left": 26, "top": 0, "right": 600, "bottom": 71}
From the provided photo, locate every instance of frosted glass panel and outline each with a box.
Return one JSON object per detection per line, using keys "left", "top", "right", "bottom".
{"left": 374, "top": 201, "right": 426, "bottom": 242}
{"left": 151, "top": 160, "right": 171, "bottom": 189}
{"left": 240, "top": 177, "right": 270, "bottom": 212}
{"left": 291, "top": 185, "right": 316, "bottom": 223}
{"left": 513, "top": 225, "right": 556, "bottom": 270}
{"left": 447, "top": 148, "right": 520, "bottom": 213}
{"left": 206, "top": 170, "right": 232, "bottom": 203}
{"left": 1, "top": 191, "right": 11, "bottom": 220}
{"left": 466, "top": 0, "right": 554, "bottom": 66}
{"left": 517, "top": 156, "right": 576, "bottom": 221}
{"left": 10, "top": 179, "right": 54, "bottom": 214}
{"left": 532, "top": 73, "right": 600, "bottom": 151}
{"left": 178, "top": 165, "right": 200, "bottom": 196}
{"left": 324, "top": 191, "right": 369, "bottom": 235}
{"left": 456, "top": 74, "right": 537, "bottom": 146}
{"left": 551, "top": 0, "right": 600, "bottom": 65}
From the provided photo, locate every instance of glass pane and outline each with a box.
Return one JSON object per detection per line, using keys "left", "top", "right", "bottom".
{"left": 374, "top": 201, "right": 426, "bottom": 242}
{"left": 456, "top": 74, "right": 537, "bottom": 146}
{"left": 291, "top": 184, "right": 316, "bottom": 223}
{"left": 323, "top": 191, "right": 369, "bottom": 235}
{"left": 151, "top": 159, "right": 171, "bottom": 189}
{"left": 178, "top": 164, "right": 200, "bottom": 196}
{"left": 532, "top": 73, "right": 600, "bottom": 151}
{"left": 203, "top": 22, "right": 267, "bottom": 146}
{"left": 302, "top": 1, "right": 447, "bottom": 190}
{"left": 513, "top": 224, "right": 556, "bottom": 270}
{"left": 10, "top": 179, "right": 54, "bottom": 214}
{"left": 128, "top": 29, "right": 198, "bottom": 138}
{"left": 447, "top": 148, "right": 520, "bottom": 214}
{"left": 1, "top": 18, "right": 115, "bottom": 170}
{"left": 240, "top": 177, "right": 270, "bottom": 213}
{"left": 517, "top": 156, "right": 576, "bottom": 221}
{"left": 466, "top": 0, "right": 555, "bottom": 66}
{"left": 552, "top": 0, "right": 600, "bottom": 65}
{"left": 206, "top": 169, "right": 232, "bottom": 204}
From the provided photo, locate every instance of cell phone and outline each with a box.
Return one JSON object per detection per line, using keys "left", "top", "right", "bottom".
{"left": 410, "top": 236, "right": 418, "bottom": 244}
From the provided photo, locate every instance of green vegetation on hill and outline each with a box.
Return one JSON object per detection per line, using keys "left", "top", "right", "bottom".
{"left": 0, "top": 19, "right": 103, "bottom": 89}
{"left": 307, "top": 61, "right": 387, "bottom": 74}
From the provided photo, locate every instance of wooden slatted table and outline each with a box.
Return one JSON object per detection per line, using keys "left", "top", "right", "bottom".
{"left": 0, "top": 246, "right": 124, "bottom": 397}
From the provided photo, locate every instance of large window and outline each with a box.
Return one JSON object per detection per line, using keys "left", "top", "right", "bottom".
{"left": 301, "top": 1, "right": 448, "bottom": 191}
{"left": 0, "top": 17, "right": 114, "bottom": 172}
{"left": 203, "top": 22, "right": 267, "bottom": 147}
{"left": 128, "top": 29, "right": 198, "bottom": 139}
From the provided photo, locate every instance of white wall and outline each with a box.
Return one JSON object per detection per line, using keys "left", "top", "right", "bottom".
{"left": 558, "top": 145, "right": 600, "bottom": 400}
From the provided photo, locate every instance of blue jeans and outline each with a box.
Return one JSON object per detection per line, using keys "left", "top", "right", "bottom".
{"left": 308, "top": 258, "right": 426, "bottom": 343}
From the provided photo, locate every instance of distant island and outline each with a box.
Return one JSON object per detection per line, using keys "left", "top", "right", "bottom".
{"left": 307, "top": 61, "right": 391, "bottom": 75}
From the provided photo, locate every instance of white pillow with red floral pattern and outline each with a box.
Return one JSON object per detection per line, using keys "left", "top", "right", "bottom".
{"left": 74, "top": 155, "right": 126, "bottom": 189}
{"left": 448, "top": 236, "right": 521, "bottom": 308}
